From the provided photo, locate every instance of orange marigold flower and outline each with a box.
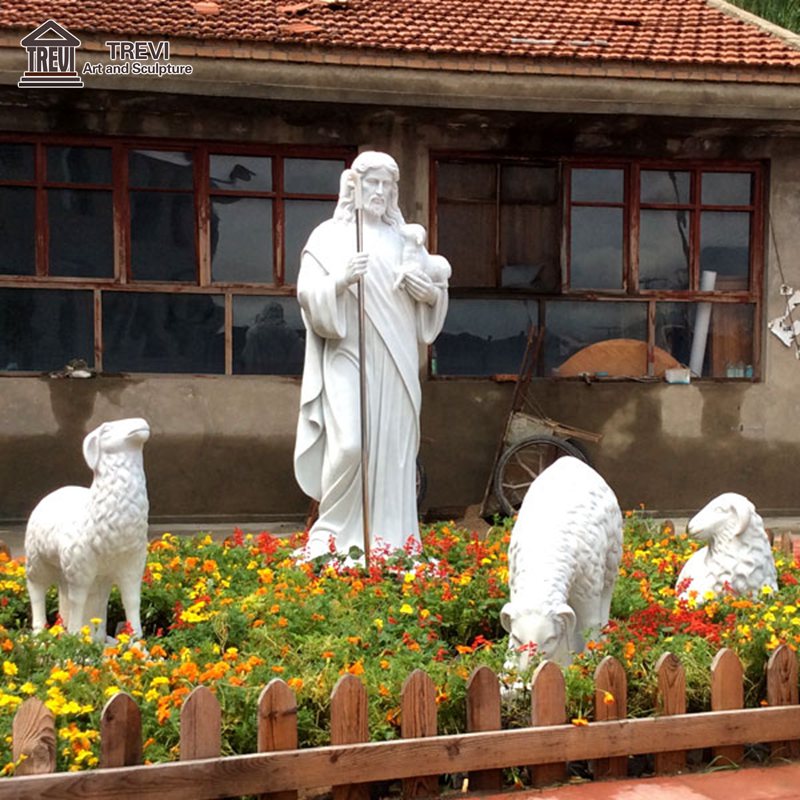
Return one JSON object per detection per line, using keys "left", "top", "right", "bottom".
{"left": 287, "top": 677, "right": 303, "bottom": 692}
{"left": 271, "top": 665, "right": 285, "bottom": 674}
{"left": 321, "top": 650, "right": 335, "bottom": 660}
{"left": 571, "top": 717, "right": 589, "bottom": 727}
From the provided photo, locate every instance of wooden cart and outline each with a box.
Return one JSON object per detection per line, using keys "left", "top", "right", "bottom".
{"left": 480, "top": 326, "right": 603, "bottom": 518}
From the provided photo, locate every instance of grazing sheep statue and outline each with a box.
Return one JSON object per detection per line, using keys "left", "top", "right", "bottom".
{"left": 676, "top": 492, "right": 777, "bottom": 603}
{"left": 501, "top": 456, "right": 622, "bottom": 671}
{"left": 25, "top": 418, "right": 151, "bottom": 641}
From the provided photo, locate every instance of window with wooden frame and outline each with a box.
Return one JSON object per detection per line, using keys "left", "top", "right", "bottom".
{"left": 432, "top": 155, "right": 763, "bottom": 381}
{"left": 0, "top": 138, "right": 352, "bottom": 375}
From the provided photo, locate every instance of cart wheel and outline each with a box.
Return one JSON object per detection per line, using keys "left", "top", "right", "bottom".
{"left": 494, "top": 436, "right": 588, "bottom": 517}
{"left": 416, "top": 458, "right": 427, "bottom": 506}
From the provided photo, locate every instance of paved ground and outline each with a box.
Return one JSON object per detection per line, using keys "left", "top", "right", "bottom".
{"left": 490, "top": 763, "right": 800, "bottom": 799}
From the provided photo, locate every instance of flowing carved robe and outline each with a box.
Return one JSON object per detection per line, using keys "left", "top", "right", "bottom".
{"left": 294, "top": 218, "right": 448, "bottom": 558}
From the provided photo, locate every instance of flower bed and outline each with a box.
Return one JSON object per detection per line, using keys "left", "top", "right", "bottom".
{"left": 1, "top": 513, "right": 798, "bottom": 775}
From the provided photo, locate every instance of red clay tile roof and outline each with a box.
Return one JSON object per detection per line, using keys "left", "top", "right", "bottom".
{"left": 1, "top": 0, "right": 799, "bottom": 70}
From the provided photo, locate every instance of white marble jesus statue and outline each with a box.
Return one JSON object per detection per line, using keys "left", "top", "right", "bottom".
{"left": 294, "top": 151, "right": 450, "bottom": 560}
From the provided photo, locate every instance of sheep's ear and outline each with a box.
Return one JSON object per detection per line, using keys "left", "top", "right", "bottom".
{"left": 732, "top": 498, "right": 753, "bottom": 536}
{"left": 500, "top": 602, "right": 515, "bottom": 633}
{"left": 82, "top": 427, "right": 102, "bottom": 471}
{"left": 556, "top": 604, "right": 576, "bottom": 637}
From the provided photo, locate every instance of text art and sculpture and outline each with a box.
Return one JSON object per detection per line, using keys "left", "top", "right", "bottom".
{"left": 501, "top": 456, "right": 623, "bottom": 671}
{"left": 676, "top": 492, "right": 778, "bottom": 602}
{"left": 294, "top": 151, "right": 450, "bottom": 560}
{"left": 25, "top": 418, "right": 151, "bottom": 641}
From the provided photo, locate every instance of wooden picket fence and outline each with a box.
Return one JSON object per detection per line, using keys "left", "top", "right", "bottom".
{"left": 3, "top": 646, "right": 800, "bottom": 800}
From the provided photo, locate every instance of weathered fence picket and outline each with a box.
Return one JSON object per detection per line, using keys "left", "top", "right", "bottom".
{"left": 401, "top": 669, "right": 438, "bottom": 800}
{"left": 331, "top": 674, "right": 370, "bottom": 800}
{"left": 653, "top": 652, "right": 686, "bottom": 775}
{"left": 257, "top": 679, "right": 298, "bottom": 800}
{"left": 179, "top": 684, "right": 221, "bottom": 761}
{"left": 710, "top": 648, "right": 744, "bottom": 767}
{"left": 4, "top": 648, "right": 800, "bottom": 800}
{"left": 11, "top": 697, "right": 55, "bottom": 776}
{"left": 100, "top": 691, "right": 142, "bottom": 768}
{"left": 592, "top": 656, "right": 628, "bottom": 780}
{"left": 767, "top": 644, "right": 800, "bottom": 760}
{"left": 466, "top": 666, "right": 503, "bottom": 792}
{"left": 0, "top": 540, "right": 10, "bottom": 560}
{"left": 529, "top": 660, "right": 567, "bottom": 787}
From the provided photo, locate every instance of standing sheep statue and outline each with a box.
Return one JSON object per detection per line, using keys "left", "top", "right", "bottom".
{"left": 676, "top": 492, "right": 777, "bottom": 602}
{"left": 25, "top": 418, "right": 151, "bottom": 642}
{"left": 501, "top": 456, "right": 622, "bottom": 671}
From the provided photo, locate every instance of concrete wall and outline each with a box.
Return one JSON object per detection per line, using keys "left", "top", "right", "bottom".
{"left": 2, "top": 90, "right": 800, "bottom": 520}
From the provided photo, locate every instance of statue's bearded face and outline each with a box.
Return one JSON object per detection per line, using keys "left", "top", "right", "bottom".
{"left": 360, "top": 167, "right": 394, "bottom": 218}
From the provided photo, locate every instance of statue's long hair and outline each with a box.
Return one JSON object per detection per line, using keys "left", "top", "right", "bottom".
{"left": 332, "top": 151, "right": 406, "bottom": 230}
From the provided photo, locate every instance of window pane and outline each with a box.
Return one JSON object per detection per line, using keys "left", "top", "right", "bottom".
{"left": 130, "top": 192, "right": 196, "bottom": 282}
{"left": 700, "top": 211, "right": 750, "bottom": 290}
{"left": 48, "top": 189, "right": 114, "bottom": 278}
{"left": 211, "top": 197, "right": 273, "bottom": 283}
{"left": 639, "top": 209, "right": 690, "bottom": 290}
{"left": 284, "top": 158, "right": 344, "bottom": 195}
{"left": 438, "top": 202, "right": 495, "bottom": 287}
{"left": 641, "top": 170, "right": 690, "bottom": 204}
{"left": 702, "top": 172, "right": 752, "bottom": 206}
{"left": 0, "top": 144, "right": 34, "bottom": 181}
{"left": 500, "top": 165, "right": 557, "bottom": 204}
{"left": 0, "top": 187, "right": 35, "bottom": 275}
{"left": 571, "top": 168, "right": 624, "bottom": 203}
{"left": 129, "top": 150, "right": 193, "bottom": 189}
{"left": 285, "top": 199, "right": 335, "bottom": 285}
{"left": 0, "top": 288, "right": 93, "bottom": 372}
{"left": 545, "top": 301, "right": 647, "bottom": 376}
{"left": 233, "top": 296, "right": 305, "bottom": 375}
{"left": 210, "top": 155, "right": 271, "bottom": 192}
{"left": 434, "top": 299, "right": 538, "bottom": 376}
{"left": 103, "top": 292, "right": 224, "bottom": 373}
{"left": 500, "top": 203, "right": 559, "bottom": 290}
{"left": 437, "top": 162, "right": 496, "bottom": 201}
{"left": 47, "top": 146, "right": 112, "bottom": 184}
{"left": 570, "top": 207, "right": 623, "bottom": 290}
{"left": 656, "top": 302, "right": 754, "bottom": 378}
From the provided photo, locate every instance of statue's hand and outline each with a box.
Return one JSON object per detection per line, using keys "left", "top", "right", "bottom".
{"left": 336, "top": 252, "right": 369, "bottom": 293}
{"left": 402, "top": 269, "right": 438, "bottom": 306}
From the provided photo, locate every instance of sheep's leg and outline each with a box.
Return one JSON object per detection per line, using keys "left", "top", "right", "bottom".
{"left": 57, "top": 580, "right": 70, "bottom": 629}
{"left": 27, "top": 580, "right": 49, "bottom": 632}
{"left": 117, "top": 574, "right": 144, "bottom": 639}
{"left": 86, "top": 582, "right": 110, "bottom": 641}
{"left": 65, "top": 583, "right": 90, "bottom": 635}
{"left": 570, "top": 597, "right": 606, "bottom": 655}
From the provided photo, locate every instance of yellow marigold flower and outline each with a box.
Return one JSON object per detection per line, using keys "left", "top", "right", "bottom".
{"left": 105, "top": 687, "right": 122, "bottom": 698}
{"left": 703, "top": 590, "right": 716, "bottom": 602}
{"left": 420, "top": 609, "right": 431, "bottom": 620}
{"left": 20, "top": 682, "right": 36, "bottom": 696}
{"left": 399, "top": 603, "right": 414, "bottom": 615}
{"left": 150, "top": 676, "right": 170, "bottom": 688}
{"left": 373, "top": 618, "right": 384, "bottom": 631}
{"left": 571, "top": 717, "right": 589, "bottom": 727}
{"left": 145, "top": 689, "right": 159, "bottom": 703}
{"left": 2, "top": 661, "right": 17, "bottom": 676}
{"left": 762, "top": 585, "right": 774, "bottom": 597}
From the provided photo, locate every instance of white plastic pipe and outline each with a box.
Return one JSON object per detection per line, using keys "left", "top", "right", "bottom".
{"left": 689, "top": 270, "right": 717, "bottom": 377}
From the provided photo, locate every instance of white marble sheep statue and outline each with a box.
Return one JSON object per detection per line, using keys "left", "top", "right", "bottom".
{"left": 501, "top": 456, "right": 622, "bottom": 670}
{"left": 676, "top": 492, "right": 777, "bottom": 602}
{"left": 25, "top": 418, "right": 150, "bottom": 641}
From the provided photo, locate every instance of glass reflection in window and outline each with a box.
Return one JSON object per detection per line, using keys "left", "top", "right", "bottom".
{"left": 700, "top": 211, "right": 750, "bottom": 290}
{"left": 0, "top": 288, "right": 93, "bottom": 372}
{"left": 211, "top": 197, "right": 273, "bottom": 283}
{"left": 0, "top": 143, "right": 34, "bottom": 181}
{"left": 571, "top": 168, "right": 624, "bottom": 203}
{"left": 0, "top": 187, "right": 35, "bottom": 275}
{"left": 130, "top": 192, "right": 196, "bottom": 282}
{"left": 570, "top": 207, "right": 624, "bottom": 290}
{"left": 544, "top": 301, "right": 647, "bottom": 376}
{"left": 103, "top": 292, "right": 224, "bottom": 374}
{"left": 48, "top": 189, "right": 114, "bottom": 278}
{"left": 640, "top": 171, "right": 690, "bottom": 205}
{"left": 129, "top": 150, "right": 193, "bottom": 189}
{"left": 233, "top": 296, "right": 305, "bottom": 375}
{"left": 284, "top": 158, "right": 344, "bottom": 195}
{"left": 702, "top": 172, "right": 752, "bottom": 206}
{"left": 284, "top": 199, "right": 335, "bottom": 285}
{"left": 47, "top": 147, "right": 112, "bottom": 185}
{"left": 434, "top": 298, "right": 538, "bottom": 376}
{"left": 638, "top": 209, "right": 690, "bottom": 291}
{"left": 210, "top": 155, "right": 271, "bottom": 192}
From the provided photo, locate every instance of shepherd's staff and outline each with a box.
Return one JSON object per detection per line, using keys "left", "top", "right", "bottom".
{"left": 352, "top": 172, "right": 371, "bottom": 567}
